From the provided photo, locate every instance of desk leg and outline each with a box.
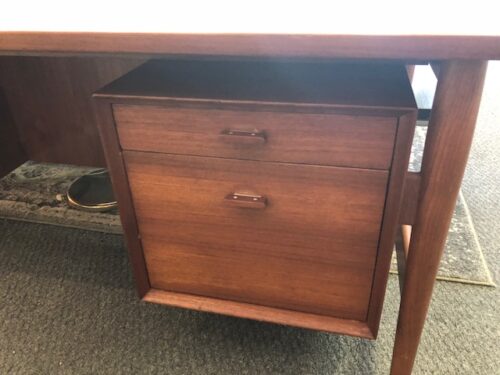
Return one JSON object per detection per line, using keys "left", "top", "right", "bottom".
{"left": 390, "top": 60, "right": 487, "bottom": 375}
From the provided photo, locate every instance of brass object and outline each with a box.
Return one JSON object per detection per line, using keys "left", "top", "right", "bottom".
{"left": 67, "top": 169, "right": 117, "bottom": 212}
{"left": 224, "top": 192, "right": 267, "bottom": 209}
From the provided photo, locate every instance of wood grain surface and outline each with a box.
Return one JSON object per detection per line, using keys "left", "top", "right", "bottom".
{"left": 1, "top": 34, "right": 499, "bottom": 60}
{"left": 0, "top": 56, "right": 144, "bottom": 166}
{"left": 399, "top": 172, "right": 422, "bottom": 225}
{"left": 365, "top": 111, "right": 417, "bottom": 337}
{"left": 144, "top": 289, "right": 374, "bottom": 338}
{"left": 94, "top": 58, "right": 417, "bottom": 337}
{"left": 93, "top": 100, "right": 151, "bottom": 297}
{"left": 390, "top": 60, "right": 488, "bottom": 375}
{"left": 114, "top": 105, "right": 397, "bottom": 170}
{"left": 124, "top": 152, "right": 389, "bottom": 320}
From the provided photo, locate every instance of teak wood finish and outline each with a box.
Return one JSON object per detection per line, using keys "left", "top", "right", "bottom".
{"left": 0, "top": 57, "right": 144, "bottom": 168}
{"left": 399, "top": 172, "right": 422, "bottom": 225}
{"left": 1, "top": 16, "right": 498, "bottom": 374}
{"left": 125, "top": 152, "right": 387, "bottom": 321}
{"left": 2, "top": 33, "right": 500, "bottom": 60}
{"left": 143, "top": 289, "right": 373, "bottom": 337}
{"left": 391, "top": 61, "right": 488, "bottom": 375}
{"left": 93, "top": 100, "right": 151, "bottom": 297}
{"left": 94, "top": 59, "right": 417, "bottom": 341}
{"left": 114, "top": 106, "right": 397, "bottom": 170}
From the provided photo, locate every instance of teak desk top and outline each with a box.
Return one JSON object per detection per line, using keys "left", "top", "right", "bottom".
{"left": 1, "top": 1, "right": 500, "bottom": 59}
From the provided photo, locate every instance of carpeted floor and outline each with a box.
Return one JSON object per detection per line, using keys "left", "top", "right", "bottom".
{"left": 0, "top": 218, "right": 498, "bottom": 375}
{"left": 0, "top": 63, "right": 499, "bottom": 374}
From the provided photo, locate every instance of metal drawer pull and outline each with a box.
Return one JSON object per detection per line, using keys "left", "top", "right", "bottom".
{"left": 224, "top": 192, "right": 267, "bottom": 209}
{"left": 219, "top": 129, "right": 266, "bottom": 145}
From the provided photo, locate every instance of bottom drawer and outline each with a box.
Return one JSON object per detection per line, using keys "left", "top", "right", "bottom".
{"left": 124, "top": 152, "right": 389, "bottom": 321}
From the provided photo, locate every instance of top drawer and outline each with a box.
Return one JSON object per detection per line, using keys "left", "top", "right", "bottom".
{"left": 113, "top": 105, "right": 397, "bottom": 170}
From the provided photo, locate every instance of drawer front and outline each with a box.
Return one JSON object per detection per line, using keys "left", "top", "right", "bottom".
{"left": 115, "top": 105, "right": 397, "bottom": 170}
{"left": 124, "top": 152, "right": 389, "bottom": 320}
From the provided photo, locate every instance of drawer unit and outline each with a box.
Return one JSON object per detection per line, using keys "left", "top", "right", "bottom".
{"left": 125, "top": 152, "right": 388, "bottom": 320}
{"left": 94, "top": 59, "right": 417, "bottom": 338}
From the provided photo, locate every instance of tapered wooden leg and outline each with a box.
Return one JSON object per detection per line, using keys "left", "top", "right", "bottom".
{"left": 390, "top": 60, "right": 488, "bottom": 375}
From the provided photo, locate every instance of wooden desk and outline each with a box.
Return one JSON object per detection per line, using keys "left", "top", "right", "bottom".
{"left": 1, "top": 3, "right": 499, "bottom": 374}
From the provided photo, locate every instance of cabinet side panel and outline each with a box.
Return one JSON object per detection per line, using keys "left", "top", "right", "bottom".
{"left": 366, "top": 111, "right": 417, "bottom": 336}
{"left": 93, "top": 99, "right": 150, "bottom": 297}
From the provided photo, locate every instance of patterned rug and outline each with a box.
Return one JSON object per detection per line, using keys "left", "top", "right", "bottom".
{"left": 0, "top": 125, "right": 494, "bottom": 286}
{"left": 390, "top": 124, "right": 494, "bottom": 285}
{"left": 0, "top": 162, "right": 122, "bottom": 234}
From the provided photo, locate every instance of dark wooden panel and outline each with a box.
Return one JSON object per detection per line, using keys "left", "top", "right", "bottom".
{"left": 0, "top": 88, "right": 26, "bottom": 177}
{"left": 399, "top": 172, "right": 422, "bottom": 225}
{"left": 124, "top": 152, "right": 389, "bottom": 320}
{"left": 114, "top": 105, "right": 397, "bottom": 170}
{"left": 0, "top": 56, "right": 145, "bottom": 166}
{"left": 97, "top": 59, "right": 416, "bottom": 111}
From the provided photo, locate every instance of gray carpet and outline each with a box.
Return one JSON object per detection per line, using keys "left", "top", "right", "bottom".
{"left": 1, "top": 63, "right": 499, "bottom": 374}
{"left": 0, "top": 218, "right": 498, "bottom": 375}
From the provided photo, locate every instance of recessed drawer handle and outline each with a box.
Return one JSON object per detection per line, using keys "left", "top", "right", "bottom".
{"left": 224, "top": 192, "right": 267, "bottom": 209}
{"left": 219, "top": 129, "right": 266, "bottom": 145}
